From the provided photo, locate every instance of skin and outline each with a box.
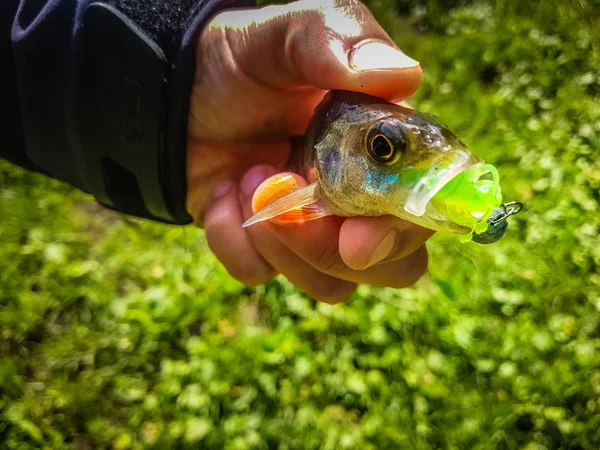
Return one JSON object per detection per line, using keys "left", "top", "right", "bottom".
{"left": 186, "top": 0, "right": 432, "bottom": 303}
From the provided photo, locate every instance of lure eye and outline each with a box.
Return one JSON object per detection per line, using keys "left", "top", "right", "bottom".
{"left": 367, "top": 122, "right": 406, "bottom": 164}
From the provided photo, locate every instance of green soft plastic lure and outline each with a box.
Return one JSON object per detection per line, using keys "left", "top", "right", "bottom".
{"left": 244, "top": 90, "right": 522, "bottom": 244}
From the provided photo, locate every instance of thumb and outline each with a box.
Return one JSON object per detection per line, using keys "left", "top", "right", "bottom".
{"left": 205, "top": 0, "right": 422, "bottom": 102}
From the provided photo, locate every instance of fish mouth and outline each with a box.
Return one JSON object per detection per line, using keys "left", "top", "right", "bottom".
{"left": 404, "top": 150, "right": 481, "bottom": 217}
{"left": 402, "top": 150, "right": 502, "bottom": 236}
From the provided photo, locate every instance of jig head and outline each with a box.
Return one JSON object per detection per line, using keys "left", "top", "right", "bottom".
{"left": 472, "top": 201, "right": 523, "bottom": 244}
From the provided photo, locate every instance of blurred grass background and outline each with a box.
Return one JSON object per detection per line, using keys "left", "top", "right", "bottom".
{"left": 1, "top": 0, "right": 599, "bottom": 448}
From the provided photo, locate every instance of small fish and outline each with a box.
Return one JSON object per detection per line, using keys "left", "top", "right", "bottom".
{"left": 244, "top": 90, "right": 520, "bottom": 243}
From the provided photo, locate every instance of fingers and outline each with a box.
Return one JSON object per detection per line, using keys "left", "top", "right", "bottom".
{"left": 238, "top": 166, "right": 357, "bottom": 303}
{"left": 204, "top": 166, "right": 357, "bottom": 303}
{"left": 241, "top": 222, "right": 358, "bottom": 303}
{"left": 239, "top": 165, "right": 430, "bottom": 288}
{"left": 266, "top": 212, "right": 430, "bottom": 289}
{"left": 204, "top": 181, "right": 276, "bottom": 286}
{"left": 186, "top": 140, "right": 290, "bottom": 224}
{"left": 207, "top": 0, "right": 422, "bottom": 102}
{"left": 204, "top": 164, "right": 430, "bottom": 299}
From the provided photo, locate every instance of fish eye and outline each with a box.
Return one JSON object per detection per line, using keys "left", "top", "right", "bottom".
{"left": 370, "top": 134, "right": 394, "bottom": 163}
{"left": 367, "top": 122, "right": 406, "bottom": 164}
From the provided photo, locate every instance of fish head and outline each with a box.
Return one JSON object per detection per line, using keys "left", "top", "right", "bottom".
{"left": 309, "top": 91, "right": 502, "bottom": 236}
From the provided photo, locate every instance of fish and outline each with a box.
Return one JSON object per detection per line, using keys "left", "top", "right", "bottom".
{"left": 243, "top": 90, "right": 520, "bottom": 243}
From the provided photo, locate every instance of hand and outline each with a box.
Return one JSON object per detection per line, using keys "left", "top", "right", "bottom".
{"left": 186, "top": 0, "right": 432, "bottom": 302}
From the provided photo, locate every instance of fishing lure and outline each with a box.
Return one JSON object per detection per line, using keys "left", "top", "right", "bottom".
{"left": 244, "top": 90, "right": 522, "bottom": 244}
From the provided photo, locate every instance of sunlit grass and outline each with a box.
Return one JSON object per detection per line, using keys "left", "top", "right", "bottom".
{"left": 1, "top": 1, "right": 599, "bottom": 448}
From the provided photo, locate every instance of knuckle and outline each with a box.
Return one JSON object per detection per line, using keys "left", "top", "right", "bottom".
{"left": 230, "top": 266, "right": 276, "bottom": 287}
{"left": 204, "top": 205, "right": 237, "bottom": 233}
{"left": 312, "top": 233, "right": 344, "bottom": 273}
{"left": 392, "top": 247, "right": 429, "bottom": 288}
{"left": 308, "top": 279, "right": 355, "bottom": 304}
{"left": 314, "top": 246, "right": 340, "bottom": 273}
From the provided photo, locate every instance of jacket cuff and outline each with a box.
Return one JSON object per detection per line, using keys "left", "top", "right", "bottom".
{"left": 71, "top": 0, "right": 255, "bottom": 224}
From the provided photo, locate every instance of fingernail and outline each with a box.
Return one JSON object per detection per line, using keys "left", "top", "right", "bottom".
{"left": 213, "top": 180, "right": 234, "bottom": 200}
{"left": 241, "top": 165, "right": 272, "bottom": 198}
{"left": 349, "top": 40, "right": 419, "bottom": 71}
{"left": 364, "top": 229, "right": 398, "bottom": 268}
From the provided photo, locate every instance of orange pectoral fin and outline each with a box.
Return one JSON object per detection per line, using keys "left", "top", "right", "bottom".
{"left": 243, "top": 172, "right": 330, "bottom": 227}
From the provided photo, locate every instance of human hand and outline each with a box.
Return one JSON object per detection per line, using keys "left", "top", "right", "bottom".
{"left": 186, "top": 0, "right": 433, "bottom": 302}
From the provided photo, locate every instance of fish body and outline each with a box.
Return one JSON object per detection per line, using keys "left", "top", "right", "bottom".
{"left": 245, "top": 90, "right": 507, "bottom": 242}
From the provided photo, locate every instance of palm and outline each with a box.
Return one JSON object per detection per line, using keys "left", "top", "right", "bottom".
{"left": 186, "top": 29, "right": 330, "bottom": 221}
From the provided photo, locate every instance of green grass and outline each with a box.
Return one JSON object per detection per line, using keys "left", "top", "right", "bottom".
{"left": 1, "top": 0, "right": 599, "bottom": 448}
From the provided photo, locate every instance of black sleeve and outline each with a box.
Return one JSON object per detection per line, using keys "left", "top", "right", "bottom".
{"left": 1, "top": 0, "right": 254, "bottom": 224}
